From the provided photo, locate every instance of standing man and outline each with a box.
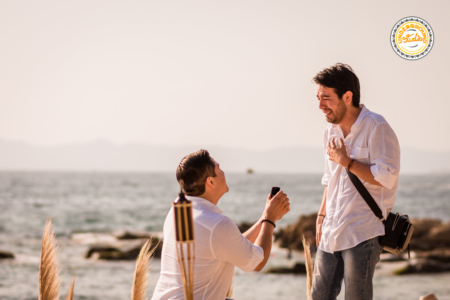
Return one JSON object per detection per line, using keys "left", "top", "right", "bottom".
{"left": 152, "top": 149, "right": 290, "bottom": 300}
{"left": 311, "top": 63, "right": 400, "bottom": 300}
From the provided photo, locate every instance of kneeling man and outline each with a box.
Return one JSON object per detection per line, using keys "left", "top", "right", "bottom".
{"left": 152, "top": 149, "right": 290, "bottom": 300}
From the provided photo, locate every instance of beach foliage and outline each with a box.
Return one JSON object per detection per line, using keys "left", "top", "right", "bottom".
{"left": 39, "top": 218, "right": 61, "bottom": 300}
{"left": 131, "top": 238, "right": 158, "bottom": 300}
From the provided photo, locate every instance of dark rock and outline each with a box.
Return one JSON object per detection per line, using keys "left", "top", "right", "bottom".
{"left": 416, "top": 248, "right": 450, "bottom": 262}
{"left": 410, "top": 219, "right": 442, "bottom": 238}
{"left": 85, "top": 238, "right": 163, "bottom": 260}
{"left": 419, "top": 293, "right": 438, "bottom": 300}
{"left": 97, "top": 247, "right": 141, "bottom": 260}
{"left": 266, "top": 262, "right": 306, "bottom": 274}
{"left": 409, "top": 219, "right": 450, "bottom": 251}
{"left": 115, "top": 231, "right": 152, "bottom": 240}
{"left": 274, "top": 216, "right": 450, "bottom": 254}
{"left": 0, "top": 251, "right": 14, "bottom": 259}
{"left": 237, "top": 222, "right": 254, "bottom": 233}
{"left": 274, "top": 213, "right": 317, "bottom": 251}
{"left": 394, "top": 259, "right": 450, "bottom": 275}
{"left": 86, "top": 246, "right": 120, "bottom": 259}
{"left": 429, "top": 222, "right": 450, "bottom": 244}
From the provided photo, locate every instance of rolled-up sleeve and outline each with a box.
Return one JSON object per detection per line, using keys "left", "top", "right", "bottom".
{"left": 369, "top": 123, "right": 401, "bottom": 189}
{"left": 210, "top": 218, "right": 264, "bottom": 272}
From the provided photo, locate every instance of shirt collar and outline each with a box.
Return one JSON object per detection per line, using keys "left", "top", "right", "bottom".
{"left": 185, "top": 195, "right": 224, "bottom": 215}
{"left": 352, "top": 104, "right": 370, "bottom": 130}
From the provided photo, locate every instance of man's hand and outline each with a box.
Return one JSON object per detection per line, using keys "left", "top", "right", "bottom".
{"left": 262, "top": 191, "right": 290, "bottom": 222}
{"left": 327, "top": 138, "right": 351, "bottom": 167}
{"left": 253, "top": 191, "right": 290, "bottom": 271}
{"left": 316, "top": 220, "right": 323, "bottom": 247}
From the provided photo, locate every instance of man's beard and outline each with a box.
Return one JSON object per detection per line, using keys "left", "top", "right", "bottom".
{"left": 326, "top": 99, "right": 347, "bottom": 124}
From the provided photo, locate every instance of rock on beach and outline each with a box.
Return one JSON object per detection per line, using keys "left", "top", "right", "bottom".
{"left": 237, "top": 222, "right": 254, "bottom": 233}
{"left": 394, "top": 258, "right": 450, "bottom": 275}
{"left": 265, "top": 262, "right": 307, "bottom": 274}
{"left": 416, "top": 248, "right": 450, "bottom": 262}
{"left": 409, "top": 218, "right": 450, "bottom": 251}
{"left": 72, "top": 231, "right": 163, "bottom": 260}
{"left": 273, "top": 213, "right": 317, "bottom": 251}
{"left": 0, "top": 251, "right": 15, "bottom": 259}
{"left": 274, "top": 214, "right": 450, "bottom": 275}
{"left": 85, "top": 237, "right": 163, "bottom": 260}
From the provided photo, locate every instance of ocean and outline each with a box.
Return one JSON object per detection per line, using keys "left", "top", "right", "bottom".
{"left": 1, "top": 171, "right": 450, "bottom": 300}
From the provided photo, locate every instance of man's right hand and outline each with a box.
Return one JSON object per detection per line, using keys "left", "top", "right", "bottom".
{"left": 262, "top": 191, "right": 290, "bottom": 222}
{"left": 316, "top": 221, "right": 323, "bottom": 247}
{"left": 316, "top": 187, "right": 327, "bottom": 248}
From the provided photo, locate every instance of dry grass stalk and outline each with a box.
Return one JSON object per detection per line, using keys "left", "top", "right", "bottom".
{"left": 131, "top": 238, "right": 158, "bottom": 300}
{"left": 302, "top": 235, "right": 313, "bottom": 300}
{"left": 226, "top": 281, "right": 235, "bottom": 299}
{"left": 39, "top": 218, "right": 61, "bottom": 300}
{"left": 65, "top": 276, "right": 75, "bottom": 300}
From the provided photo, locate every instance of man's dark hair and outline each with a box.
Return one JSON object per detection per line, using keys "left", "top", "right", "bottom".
{"left": 313, "top": 63, "right": 361, "bottom": 108}
{"left": 176, "top": 149, "right": 217, "bottom": 196}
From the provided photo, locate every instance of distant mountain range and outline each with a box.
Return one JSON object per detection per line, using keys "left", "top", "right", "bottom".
{"left": 0, "top": 139, "right": 449, "bottom": 174}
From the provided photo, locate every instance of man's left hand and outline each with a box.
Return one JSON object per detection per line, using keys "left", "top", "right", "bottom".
{"left": 327, "top": 138, "right": 351, "bottom": 167}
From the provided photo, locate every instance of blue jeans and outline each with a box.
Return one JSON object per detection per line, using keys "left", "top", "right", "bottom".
{"left": 311, "top": 237, "right": 382, "bottom": 300}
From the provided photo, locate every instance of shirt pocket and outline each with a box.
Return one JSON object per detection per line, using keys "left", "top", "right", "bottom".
{"left": 350, "top": 147, "right": 369, "bottom": 163}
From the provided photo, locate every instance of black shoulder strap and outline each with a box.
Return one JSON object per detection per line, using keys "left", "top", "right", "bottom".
{"left": 346, "top": 170, "right": 385, "bottom": 222}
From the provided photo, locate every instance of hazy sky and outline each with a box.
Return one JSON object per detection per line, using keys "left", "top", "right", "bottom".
{"left": 1, "top": 0, "right": 449, "bottom": 152}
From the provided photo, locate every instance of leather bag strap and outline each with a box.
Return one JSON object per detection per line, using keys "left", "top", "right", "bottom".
{"left": 346, "top": 170, "right": 385, "bottom": 222}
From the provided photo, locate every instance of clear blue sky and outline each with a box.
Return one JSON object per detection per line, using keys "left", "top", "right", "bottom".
{"left": 1, "top": 0, "right": 449, "bottom": 152}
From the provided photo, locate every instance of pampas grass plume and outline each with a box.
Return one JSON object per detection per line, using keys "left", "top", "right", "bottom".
{"left": 66, "top": 276, "right": 75, "bottom": 300}
{"left": 226, "top": 281, "right": 235, "bottom": 299}
{"left": 39, "top": 218, "right": 61, "bottom": 300}
{"left": 131, "top": 238, "right": 158, "bottom": 300}
{"left": 302, "top": 235, "right": 313, "bottom": 300}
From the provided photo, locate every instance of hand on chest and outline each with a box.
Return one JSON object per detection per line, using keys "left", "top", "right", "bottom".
{"left": 326, "top": 132, "right": 370, "bottom": 171}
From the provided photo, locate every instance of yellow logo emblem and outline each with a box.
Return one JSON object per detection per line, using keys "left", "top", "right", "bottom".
{"left": 391, "top": 17, "right": 434, "bottom": 60}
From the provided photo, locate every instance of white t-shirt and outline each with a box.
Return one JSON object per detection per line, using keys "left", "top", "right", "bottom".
{"left": 320, "top": 105, "right": 401, "bottom": 253}
{"left": 152, "top": 196, "right": 264, "bottom": 300}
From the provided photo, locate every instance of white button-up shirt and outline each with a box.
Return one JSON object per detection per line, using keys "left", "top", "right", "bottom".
{"left": 320, "top": 105, "right": 400, "bottom": 253}
{"left": 152, "top": 196, "right": 264, "bottom": 300}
